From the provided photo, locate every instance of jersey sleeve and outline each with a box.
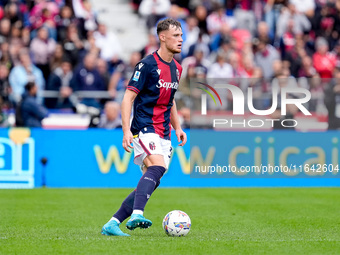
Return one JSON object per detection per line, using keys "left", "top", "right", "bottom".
{"left": 178, "top": 65, "right": 183, "bottom": 80}
{"left": 174, "top": 60, "right": 183, "bottom": 81}
{"left": 127, "top": 62, "right": 149, "bottom": 94}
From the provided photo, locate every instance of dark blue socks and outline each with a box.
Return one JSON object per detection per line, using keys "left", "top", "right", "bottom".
{"left": 112, "top": 166, "right": 164, "bottom": 222}
{"left": 113, "top": 189, "right": 136, "bottom": 223}
{"left": 133, "top": 165, "right": 166, "bottom": 211}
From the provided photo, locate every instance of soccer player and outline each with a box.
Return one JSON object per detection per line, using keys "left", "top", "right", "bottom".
{"left": 101, "top": 18, "right": 187, "bottom": 236}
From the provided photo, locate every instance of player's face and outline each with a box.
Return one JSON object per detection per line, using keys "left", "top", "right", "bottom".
{"left": 164, "top": 25, "right": 183, "bottom": 54}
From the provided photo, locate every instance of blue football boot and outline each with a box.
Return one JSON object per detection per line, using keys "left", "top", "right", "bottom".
{"left": 101, "top": 220, "right": 130, "bottom": 236}
{"left": 126, "top": 214, "right": 152, "bottom": 230}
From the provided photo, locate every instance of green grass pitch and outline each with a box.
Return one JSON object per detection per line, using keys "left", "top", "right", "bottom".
{"left": 1, "top": 188, "right": 339, "bottom": 255}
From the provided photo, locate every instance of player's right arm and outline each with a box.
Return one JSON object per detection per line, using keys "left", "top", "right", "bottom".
{"left": 122, "top": 60, "right": 148, "bottom": 152}
{"left": 121, "top": 89, "right": 137, "bottom": 153}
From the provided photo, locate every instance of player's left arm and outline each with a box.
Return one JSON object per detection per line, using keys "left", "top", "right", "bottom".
{"left": 170, "top": 99, "right": 187, "bottom": 146}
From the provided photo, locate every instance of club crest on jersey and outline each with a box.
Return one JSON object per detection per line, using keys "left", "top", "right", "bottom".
{"left": 138, "top": 63, "right": 144, "bottom": 70}
{"left": 133, "top": 71, "right": 140, "bottom": 81}
{"left": 156, "top": 69, "right": 161, "bottom": 75}
{"left": 149, "top": 142, "right": 156, "bottom": 150}
{"left": 176, "top": 69, "right": 180, "bottom": 81}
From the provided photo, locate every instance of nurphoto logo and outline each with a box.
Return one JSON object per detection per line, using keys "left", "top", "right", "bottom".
{"left": 198, "top": 82, "right": 311, "bottom": 128}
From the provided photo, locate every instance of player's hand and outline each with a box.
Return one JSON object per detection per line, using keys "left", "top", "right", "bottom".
{"left": 122, "top": 131, "right": 134, "bottom": 153}
{"left": 176, "top": 129, "right": 187, "bottom": 147}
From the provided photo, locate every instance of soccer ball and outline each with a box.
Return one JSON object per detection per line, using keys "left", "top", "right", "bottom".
{"left": 162, "top": 210, "right": 191, "bottom": 237}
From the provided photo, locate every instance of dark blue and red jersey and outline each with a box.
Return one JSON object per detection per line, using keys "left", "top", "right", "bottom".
{"left": 127, "top": 51, "right": 182, "bottom": 140}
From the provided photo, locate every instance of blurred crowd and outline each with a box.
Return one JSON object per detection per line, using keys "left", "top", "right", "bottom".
{"left": 0, "top": 0, "right": 340, "bottom": 129}
{"left": 0, "top": 0, "right": 123, "bottom": 127}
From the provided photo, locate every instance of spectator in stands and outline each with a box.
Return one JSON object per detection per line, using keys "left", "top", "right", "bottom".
{"left": 272, "top": 59, "right": 284, "bottom": 79}
{"left": 18, "top": 82, "right": 48, "bottom": 127}
{"left": 56, "top": 5, "right": 76, "bottom": 43}
{"left": 207, "top": 51, "right": 233, "bottom": 79}
{"left": 108, "top": 51, "right": 141, "bottom": 103}
{"left": 8, "top": 40, "right": 22, "bottom": 66}
{"left": 264, "top": 0, "right": 287, "bottom": 40}
{"left": 178, "top": 47, "right": 209, "bottom": 108}
{"left": 0, "top": 40, "right": 11, "bottom": 68}
{"left": 182, "top": 15, "right": 200, "bottom": 58}
{"left": 298, "top": 55, "right": 318, "bottom": 78}
{"left": 279, "top": 18, "right": 296, "bottom": 59}
{"left": 333, "top": 2, "right": 340, "bottom": 46}
{"left": 62, "top": 23, "right": 85, "bottom": 67}
{"left": 138, "top": 0, "right": 171, "bottom": 30}
{"left": 333, "top": 40, "right": 340, "bottom": 67}
{"left": 50, "top": 43, "right": 65, "bottom": 71}
{"left": 289, "top": 0, "right": 315, "bottom": 18}
{"left": 21, "top": 27, "right": 31, "bottom": 47}
{"left": 140, "top": 33, "right": 159, "bottom": 58}
{"left": 254, "top": 39, "right": 280, "bottom": 79}
{"left": 0, "top": 18, "right": 11, "bottom": 44}
{"left": 207, "top": 4, "right": 236, "bottom": 35}
{"left": 98, "top": 101, "right": 122, "bottom": 129}
{"left": 233, "top": 0, "right": 257, "bottom": 36}
{"left": 46, "top": 58, "right": 75, "bottom": 109}
{"left": 313, "top": 37, "right": 337, "bottom": 78}
{"left": 0, "top": 63, "right": 11, "bottom": 109}
{"left": 9, "top": 23, "right": 23, "bottom": 46}
{"left": 9, "top": 49, "right": 45, "bottom": 105}
{"left": 71, "top": 52, "right": 105, "bottom": 108}
{"left": 30, "top": 26, "right": 57, "bottom": 82}
{"left": 276, "top": 3, "right": 311, "bottom": 42}
{"left": 209, "top": 36, "right": 231, "bottom": 63}
{"left": 242, "top": 54, "right": 256, "bottom": 78}
{"left": 96, "top": 57, "right": 111, "bottom": 108}
{"left": 187, "top": 31, "right": 210, "bottom": 58}
{"left": 97, "top": 58, "right": 110, "bottom": 89}
{"left": 210, "top": 23, "right": 232, "bottom": 52}
{"left": 324, "top": 66, "right": 340, "bottom": 129}
{"left": 5, "top": 1, "right": 27, "bottom": 27}
{"left": 283, "top": 35, "right": 308, "bottom": 77}
{"left": 181, "top": 46, "right": 210, "bottom": 79}
{"left": 85, "top": 31, "right": 100, "bottom": 56}
{"left": 164, "top": 5, "right": 188, "bottom": 51}
{"left": 229, "top": 51, "right": 246, "bottom": 78}
{"left": 93, "top": 23, "right": 122, "bottom": 63}
{"left": 72, "top": 0, "right": 98, "bottom": 38}
{"left": 231, "top": 27, "right": 252, "bottom": 52}
{"left": 194, "top": 5, "right": 208, "bottom": 34}
{"left": 29, "top": 0, "right": 59, "bottom": 40}
{"left": 256, "top": 21, "right": 273, "bottom": 45}
{"left": 311, "top": 2, "right": 337, "bottom": 46}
